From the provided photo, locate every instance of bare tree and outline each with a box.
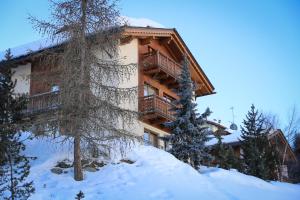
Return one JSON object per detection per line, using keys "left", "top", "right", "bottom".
{"left": 263, "top": 112, "right": 281, "bottom": 130}
{"left": 29, "top": 0, "right": 139, "bottom": 181}
{"left": 282, "top": 105, "right": 300, "bottom": 166}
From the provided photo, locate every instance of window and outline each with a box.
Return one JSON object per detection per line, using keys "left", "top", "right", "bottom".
{"left": 144, "top": 83, "right": 158, "bottom": 96}
{"left": 143, "top": 132, "right": 151, "bottom": 145}
{"left": 143, "top": 130, "right": 158, "bottom": 147}
{"left": 163, "top": 93, "right": 176, "bottom": 103}
{"left": 164, "top": 141, "right": 172, "bottom": 151}
{"left": 51, "top": 85, "right": 60, "bottom": 92}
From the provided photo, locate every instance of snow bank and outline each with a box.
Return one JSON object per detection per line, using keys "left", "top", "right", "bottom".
{"left": 23, "top": 135, "right": 300, "bottom": 200}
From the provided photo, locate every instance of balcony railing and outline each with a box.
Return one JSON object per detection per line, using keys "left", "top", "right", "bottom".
{"left": 25, "top": 91, "right": 61, "bottom": 115}
{"left": 141, "top": 51, "right": 182, "bottom": 81}
{"left": 139, "top": 95, "right": 175, "bottom": 122}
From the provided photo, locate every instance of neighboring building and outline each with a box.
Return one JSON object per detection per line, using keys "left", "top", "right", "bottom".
{"left": 0, "top": 26, "right": 215, "bottom": 150}
{"left": 208, "top": 127, "right": 298, "bottom": 181}
{"left": 204, "top": 120, "right": 231, "bottom": 136}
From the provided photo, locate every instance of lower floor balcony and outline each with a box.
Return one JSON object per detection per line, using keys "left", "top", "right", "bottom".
{"left": 25, "top": 91, "right": 61, "bottom": 115}
{"left": 24, "top": 92, "right": 176, "bottom": 126}
{"left": 139, "top": 95, "right": 175, "bottom": 124}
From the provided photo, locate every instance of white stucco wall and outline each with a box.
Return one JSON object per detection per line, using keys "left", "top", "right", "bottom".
{"left": 118, "top": 39, "right": 143, "bottom": 136}
{"left": 12, "top": 63, "right": 31, "bottom": 94}
{"left": 92, "top": 39, "right": 143, "bottom": 137}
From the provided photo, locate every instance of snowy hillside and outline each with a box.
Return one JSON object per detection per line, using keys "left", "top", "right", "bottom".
{"left": 24, "top": 135, "right": 300, "bottom": 200}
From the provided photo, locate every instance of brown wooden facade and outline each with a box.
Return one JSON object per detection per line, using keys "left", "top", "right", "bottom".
{"left": 131, "top": 27, "right": 214, "bottom": 133}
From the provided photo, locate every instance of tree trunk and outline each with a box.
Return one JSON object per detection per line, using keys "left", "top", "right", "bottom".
{"left": 8, "top": 152, "right": 15, "bottom": 200}
{"left": 74, "top": 134, "right": 83, "bottom": 181}
{"left": 281, "top": 145, "right": 288, "bottom": 181}
{"left": 73, "top": 0, "right": 86, "bottom": 182}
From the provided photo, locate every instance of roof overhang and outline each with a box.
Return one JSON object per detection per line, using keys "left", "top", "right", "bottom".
{"left": 268, "top": 129, "right": 297, "bottom": 162}
{"left": 0, "top": 26, "right": 215, "bottom": 97}
{"left": 122, "top": 26, "right": 215, "bottom": 97}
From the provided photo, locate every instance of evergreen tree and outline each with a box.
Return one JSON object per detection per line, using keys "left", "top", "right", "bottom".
{"left": 289, "top": 133, "right": 300, "bottom": 183}
{"left": 226, "top": 146, "right": 241, "bottom": 171}
{"left": 75, "top": 190, "right": 85, "bottom": 200}
{"left": 240, "top": 104, "right": 280, "bottom": 180}
{"left": 214, "top": 134, "right": 241, "bottom": 170}
{"left": 0, "top": 49, "right": 35, "bottom": 200}
{"left": 265, "top": 142, "right": 281, "bottom": 180}
{"left": 214, "top": 134, "right": 227, "bottom": 168}
{"left": 166, "top": 56, "right": 212, "bottom": 169}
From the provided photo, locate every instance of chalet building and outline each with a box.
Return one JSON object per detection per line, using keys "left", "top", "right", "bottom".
{"left": 207, "top": 122, "right": 298, "bottom": 181}
{"left": 0, "top": 26, "right": 215, "bottom": 150}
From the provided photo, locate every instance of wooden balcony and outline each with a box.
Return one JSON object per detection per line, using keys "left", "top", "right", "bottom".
{"left": 25, "top": 91, "right": 61, "bottom": 115}
{"left": 141, "top": 51, "right": 182, "bottom": 87}
{"left": 139, "top": 95, "right": 175, "bottom": 124}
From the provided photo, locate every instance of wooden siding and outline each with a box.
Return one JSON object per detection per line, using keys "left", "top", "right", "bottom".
{"left": 30, "top": 59, "right": 60, "bottom": 95}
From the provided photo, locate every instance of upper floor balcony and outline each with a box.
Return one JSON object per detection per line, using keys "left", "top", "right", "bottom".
{"left": 25, "top": 91, "right": 61, "bottom": 116}
{"left": 139, "top": 95, "right": 175, "bottom": 124}
{"left": 141, "top": 51, "right": 182, "bottom": 88}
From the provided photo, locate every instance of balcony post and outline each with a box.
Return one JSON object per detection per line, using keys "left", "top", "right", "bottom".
{"left": 156, "top": 51, "right": 160, "bottom": 66}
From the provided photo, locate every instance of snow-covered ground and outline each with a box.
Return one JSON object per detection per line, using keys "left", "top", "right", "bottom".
{"left": 23, "top": 135, "right": 300, "bottom": 200}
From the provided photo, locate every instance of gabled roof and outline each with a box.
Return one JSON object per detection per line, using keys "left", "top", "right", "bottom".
{"left": 206, "top": 120, "right": 227, "bottom": 130}
{"left": 268, "top": 129, "right": 297, "bottom": 162}
{"left": 123, "top": 26, "right": 215, "bottom": 96}
{"left": 0, "top": 26, "right": 215, "bottom": 96}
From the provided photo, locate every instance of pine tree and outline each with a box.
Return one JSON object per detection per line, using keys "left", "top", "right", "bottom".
{"left": 289, "top": 133, "right": 300, "bottom": 183}
{"left": 214, "top": 134, "right": 227, "bottom": 168}
{"left": 265, "top": 143, "right": 281, "bottom": 180}
{"left": 166, "top": 56, "right": 212, "bottom": 169}
{"left": 214, "top": 134, "right": 240, "bottom": 170}
{"left": 0, "top": 49, "right": 35, "bottom": 200}
{"left": 75, "top": 190, "right": 85, "bottom": 200}
{"left": 240, "top": 104, "right": 280, "bottom": 180}
{"left": 226, "top": 146, "right": 241, "bottom": 171}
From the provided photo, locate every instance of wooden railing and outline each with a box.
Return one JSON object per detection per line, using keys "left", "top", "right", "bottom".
{"left": 26, "top": 91, "right": 61, "bottom": 115}
{"left": 139, "top": 95, "right": 175, "bottom": 121}
{"left": 142, "top": 51, "right": 182, "bottom": 79}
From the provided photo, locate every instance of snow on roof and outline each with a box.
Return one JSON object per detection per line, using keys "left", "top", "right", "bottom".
{"left": 0, "top": 38, "right": 59, "bottom": 61}
{"left": 207, "top": 130, "right": 242, "bottom": 146}
{"left": 122, "top": 16, "right": 164, "bottom": 28}
{"left": 0, "top": 16, "right": 164, "bottom": 61}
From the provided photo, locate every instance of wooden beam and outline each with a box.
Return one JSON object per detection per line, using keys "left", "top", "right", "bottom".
{"left": 120, "top": 36, "right": 133, "bottom": 45}
{"left": 162, "top": 77, "right": 176, "bottom": 85}
{"left": 160, "top": 38, "right": 181, "bottom": 62}
{"left": 160, "top": 37, "right": 173, "bottom": 45}
{"left": 140, "top": 36, "right": 155, "bottom": 45}
{"left": 155, "top": 73, "right": 169, "bottom": 80}
{"left": 144, "top": 68, "right": 160, "bottom": 75}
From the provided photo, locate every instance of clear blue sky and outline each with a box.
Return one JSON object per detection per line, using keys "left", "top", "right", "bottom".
{"left": 1, "top": 0, "right": 299, "bottom": 128}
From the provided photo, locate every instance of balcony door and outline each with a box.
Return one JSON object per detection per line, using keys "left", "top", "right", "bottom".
{"left": 144, "top": 83, "right": 158, "bottom": 97}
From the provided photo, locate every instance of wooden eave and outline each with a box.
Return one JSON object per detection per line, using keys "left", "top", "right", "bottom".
{"left": 123, "top": 26, "right": 215, "bottom": 97}
{"left": 1, "top": 26, "right": 215, "bottom": 97}
{"left": 269, "top": 129, "right": 297, "bottom": 162}
{"left": 206, "top": 120, "right": 227, "bottom": 130}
